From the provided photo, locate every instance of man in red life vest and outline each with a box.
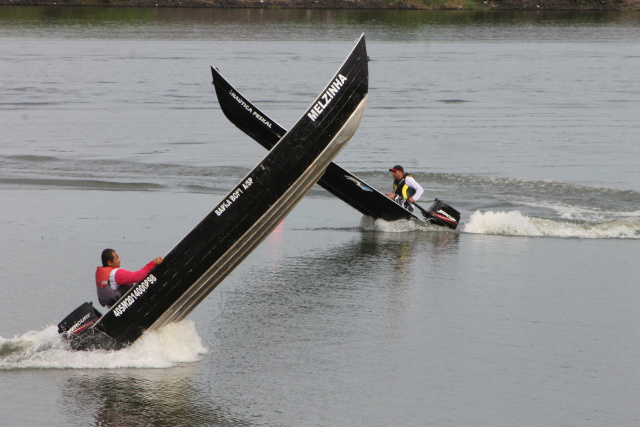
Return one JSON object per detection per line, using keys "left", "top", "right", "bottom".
{"left": 95, "top": 248, "right": 163, "bottom": 308}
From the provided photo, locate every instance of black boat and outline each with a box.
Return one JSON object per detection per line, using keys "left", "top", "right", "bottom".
{"left": 210, "top": 65, "right": 460, "bottom": 230}
{"left": 57, "top": 34, "right": 370, "bottom": 351}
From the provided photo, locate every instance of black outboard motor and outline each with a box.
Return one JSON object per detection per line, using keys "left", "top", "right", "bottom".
{"left": 423, "top": 199, "right": 460, "bottom": 230}
{"left": 58, "top": 302, "right": 102, "bottom": 338}
{"left": 58, "top": 302, "right": 131, "bottom": 351}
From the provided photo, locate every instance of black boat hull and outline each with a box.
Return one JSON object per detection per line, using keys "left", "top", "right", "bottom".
{"left": 59, "top": 34, "right": 369, "bottom": 350}
{"left": 211, "top": 66, "right": 414, "bottom": 222}
{"left": 211, "top": 65, "right": 460, "bottom": 229}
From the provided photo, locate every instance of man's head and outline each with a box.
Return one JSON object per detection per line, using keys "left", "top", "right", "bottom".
{"left": 101, "top": 248, "right": 121, "bottom": 268}
{"left": 389, "top": 164, "right": 404, "bottom": 180}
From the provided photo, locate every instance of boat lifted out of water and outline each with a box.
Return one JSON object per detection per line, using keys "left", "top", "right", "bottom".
{"left": 210, "top": 64, "right": 460, "bottom": 230}
{"left": 57, "top": 34, "right": 370, "bottom": 351}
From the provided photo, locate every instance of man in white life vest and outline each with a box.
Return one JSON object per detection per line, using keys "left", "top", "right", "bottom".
{"left": 95, "top": 248, "right": 163, "bottom": 308}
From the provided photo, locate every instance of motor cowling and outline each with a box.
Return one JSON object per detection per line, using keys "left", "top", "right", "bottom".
{"left": 58, "top": 302, "right": 102, "bottom": 337}
{"left": 425, "top": 199, "right": 460, "bottom": 230}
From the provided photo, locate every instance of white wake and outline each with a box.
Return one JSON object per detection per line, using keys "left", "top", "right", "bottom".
{"left": 0, "top": 320, "right": 207, "bottom": 370}
{"left": 463, "top": 210, "right": 640, "bottom": 239}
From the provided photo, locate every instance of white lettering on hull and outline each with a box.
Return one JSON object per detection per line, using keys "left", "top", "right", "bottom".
{"left": 229, "top": 90, "right": 273, "bottom": 129}
{"left": 113, "top": 274, "right": 157, "bottom": 317}
{"left": 307, "top": 74, "right": 348, "bottom": 122}
{"left": 215, "top": 177, "right": 253, "bottom": 217}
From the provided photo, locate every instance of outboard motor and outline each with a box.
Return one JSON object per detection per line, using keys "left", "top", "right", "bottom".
{"left": 424, "top": 199, "right": 460, "bottom": 230}
{"left": 58, "top": 302, "right": 102, "bottom": 338}
{"left": 58, "top": 302, "right": 125, "bottom": 351}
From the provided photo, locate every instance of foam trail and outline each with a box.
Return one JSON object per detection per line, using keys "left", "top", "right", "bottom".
{"left": 464, "top": 210, "right": 640, "bottom": 239}
{"left": 0, "top": 320, "right": 206, "bottom": 370}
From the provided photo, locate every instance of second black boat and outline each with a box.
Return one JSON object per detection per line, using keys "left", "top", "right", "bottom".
{"left": 210, "top": 64, "right": 460, "bottom": 230}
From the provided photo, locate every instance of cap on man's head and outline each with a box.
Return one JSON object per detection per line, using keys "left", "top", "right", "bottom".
{"left": 389, "top": 165, "right": 404, "bottom": 173}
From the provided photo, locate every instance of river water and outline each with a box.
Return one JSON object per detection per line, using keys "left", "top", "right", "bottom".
{"left": 1, "top": 6, "right": 639, "bottom": 427}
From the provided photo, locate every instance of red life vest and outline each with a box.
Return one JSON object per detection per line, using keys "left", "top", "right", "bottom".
{"left": 95, "top": 266, "right": 132, "bottom": 308}
{"left": 95, "top": 266, "right": 113, "bottom": 288}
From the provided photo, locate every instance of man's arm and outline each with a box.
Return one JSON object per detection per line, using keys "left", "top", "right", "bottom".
{"left": 114, "top": 258, "right": 162, "bottom": 286}
{"left": 406, "top": 176, "right": 424, "bottom": 203}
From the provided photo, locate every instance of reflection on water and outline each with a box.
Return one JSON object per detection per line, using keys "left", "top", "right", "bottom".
{"left": 200, "top": 228, "right": 464, "bottom": 426}
{"left": 215, "top": 228, "right": 461, "bottom": 343}
{"left": 272, "top": 228, "right": 460, "bottom": 290}
{"left": 357, "top": 228, "right": 460, "bottom": 273}
{"left": 62, "top": 367, "right": 245, "bottom": 427}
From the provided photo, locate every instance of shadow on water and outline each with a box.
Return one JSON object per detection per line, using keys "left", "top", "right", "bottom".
{"left": 61, "top": 367, "right": 247, "bottom": 427}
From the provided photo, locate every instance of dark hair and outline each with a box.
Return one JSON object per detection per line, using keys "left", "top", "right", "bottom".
{"left": 101, "top": 248, "right": 115, "bottom": 267}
